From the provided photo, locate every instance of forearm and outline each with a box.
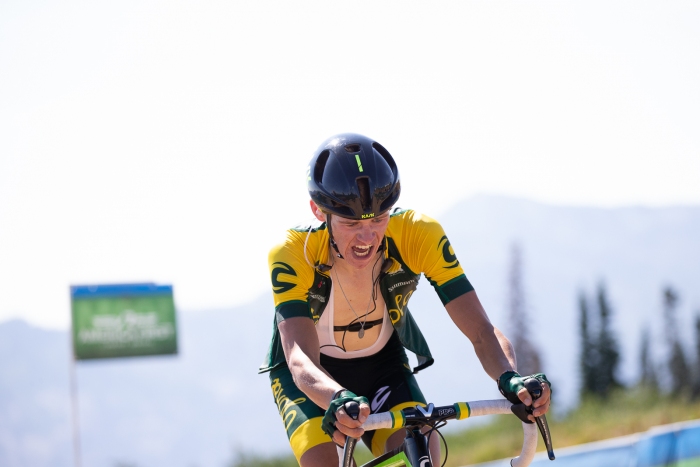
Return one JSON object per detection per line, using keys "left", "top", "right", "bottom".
{"left": 470, "top": 325, "right": 517, "bottom": 380}
{"left": 286, "top": 346, "right": 342, "bottom": 409}
{"left": 278, "top": 317, "right": 342, "bottom": 409}
{"left": 280, "top": 318, "right": 371, "bottom": 442}
{"left": 446, "top": 291, "right": 553, "bottom": 419}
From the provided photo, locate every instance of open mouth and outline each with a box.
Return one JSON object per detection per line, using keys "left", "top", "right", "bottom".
{"left": 351, "top": 244, "right": 373, "bottom": 258}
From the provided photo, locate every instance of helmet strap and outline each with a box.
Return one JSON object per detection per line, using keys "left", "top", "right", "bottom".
{"left": 326, "top": 213, "right": 344, "bottom": 259}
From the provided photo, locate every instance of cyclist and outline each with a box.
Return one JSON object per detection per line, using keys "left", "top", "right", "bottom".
{"left": 259, "top": 133, "right": 551, "bottom": 466}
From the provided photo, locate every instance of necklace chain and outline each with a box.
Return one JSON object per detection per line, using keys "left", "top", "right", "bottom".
{"left": 332, "top": 267, "right": 374, "bottom": 339}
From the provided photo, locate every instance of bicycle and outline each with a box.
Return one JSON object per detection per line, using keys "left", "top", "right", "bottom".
{"left": 339, "top": 378, "right": 555, "bottom": 467}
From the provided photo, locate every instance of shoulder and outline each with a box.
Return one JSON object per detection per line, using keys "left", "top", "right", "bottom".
{"left": 386, "top": 207, "right": 462, "bottom": 276}
{"left": 268, "top": 226, "right": 308, "bottom": 261}
{"left": 267, "top": 225, "right": 326, "bottom": 302}
{"left": 268, "top": 224, "right": 328, "bottom": 286}
{"left": 387, "top": 207, "right": 446, "bottom": 239}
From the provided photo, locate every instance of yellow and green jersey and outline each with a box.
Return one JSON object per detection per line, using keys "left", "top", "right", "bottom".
{"left": 259, "top": 208, "right": 473, "bottom": 374}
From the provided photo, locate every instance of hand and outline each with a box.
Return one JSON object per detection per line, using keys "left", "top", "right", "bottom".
{"left": 321, "top": 390, "right": 370, "bottom": 446}
{"left": 330, "top": 400, "right": 371, "bottom": 446}
{"left": 498, "top": 372, "right": 552, "bottom": 422}
{"left": 516, "top": 378, "right": 551, "bottom": 422}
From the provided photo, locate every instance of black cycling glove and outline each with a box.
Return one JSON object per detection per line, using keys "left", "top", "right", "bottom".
{"left": 321, "top": 389, "right": 368, "bottom": 439}
{"left": 498, "top": 371, "right": 551, "bottom": 405}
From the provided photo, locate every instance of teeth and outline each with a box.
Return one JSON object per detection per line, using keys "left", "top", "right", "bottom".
{"left": 353, "top": 245, "right": 371, "bottom": 257}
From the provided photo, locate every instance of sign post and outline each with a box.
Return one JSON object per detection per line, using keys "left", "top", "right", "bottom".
{"left": 68, "top": 283, "right": 178, "bottom": 467}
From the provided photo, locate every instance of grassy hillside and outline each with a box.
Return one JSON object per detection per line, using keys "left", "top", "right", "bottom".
{"left": 230, "top": 389, "right": 700, "bottom": 467}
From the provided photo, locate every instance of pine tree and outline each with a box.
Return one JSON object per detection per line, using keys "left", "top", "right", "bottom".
{"left": 663, "top": 287, "right": 691, "bottom": 395}
{"left": 578, "top": 292, "right": 597, "bottom": 396}
{"left": 639, "top": 326, "right": 658, "bottom": 390}
{"left": 595, "top": 282, "right": 621, "bottom": 396}
{"left": 507, "top": 243, "right": 542, "bottom": 376}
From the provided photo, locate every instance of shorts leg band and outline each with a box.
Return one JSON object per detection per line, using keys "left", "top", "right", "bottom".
{"left": 289, "top": 417, "right": 330, "bottom": 463}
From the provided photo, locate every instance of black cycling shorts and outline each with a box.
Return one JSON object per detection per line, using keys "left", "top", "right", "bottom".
{"left": 268, "top": 332, "right": 427, "bottom": 462}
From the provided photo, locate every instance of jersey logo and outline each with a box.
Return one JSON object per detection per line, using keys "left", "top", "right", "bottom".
{"left": 371, "top": 386, "right": 391, "bottom": 412}
{"left": 438, "top": 235, "right": 460, "bottom": 269}
{"left": 271, "top": 262, "right": 297, "bottom": 294}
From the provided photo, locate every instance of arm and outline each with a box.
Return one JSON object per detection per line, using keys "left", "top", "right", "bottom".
{"left": 278, "top": 316, "right": 370, "bottom": 442}
{"left": 278, "top": 316, "right": 340, "bottom": 408}
{"left": 445, "top": 291, "right": 551, "bottom": 418}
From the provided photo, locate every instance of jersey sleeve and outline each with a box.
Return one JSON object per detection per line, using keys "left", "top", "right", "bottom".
{"left": 392, "top": 210, "right": 474, "bottom": 305}
{"left": 268, "top": 230, "right": 315, "bottom": 324}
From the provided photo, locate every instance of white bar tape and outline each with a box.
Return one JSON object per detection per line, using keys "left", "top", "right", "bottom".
{"left": 511, "top": 422, "right": 538, "bottom": 467}
{"left": 362, "top": 412, "right": 394, "bottom": 431}
{"left": 468, "top": 400, "right": 537, "bottom": 467}
{"left": 467, "top": 399, "right": 513, "bottom": 417}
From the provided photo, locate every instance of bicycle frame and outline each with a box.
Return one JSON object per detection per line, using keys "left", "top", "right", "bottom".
{"left": 360, "top": 427, "right": 432, "bottom": 467}
{"left": 341, "top": 400, "right": 543, "bottom": 467}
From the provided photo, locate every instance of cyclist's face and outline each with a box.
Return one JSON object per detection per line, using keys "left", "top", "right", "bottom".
{"left": 310, "top": 200, "right": 389, "bottom": 270}
{"left": 330, "top": 213, "right": 389, "bottom": 268}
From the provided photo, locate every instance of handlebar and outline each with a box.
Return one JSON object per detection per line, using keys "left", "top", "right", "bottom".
{"left": 350, "top": 399, "right": 539, "bottom": 467}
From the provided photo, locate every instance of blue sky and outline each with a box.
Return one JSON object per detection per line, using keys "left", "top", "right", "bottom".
{"left": 1, "top": 0, "right": 698, "bottom": 328}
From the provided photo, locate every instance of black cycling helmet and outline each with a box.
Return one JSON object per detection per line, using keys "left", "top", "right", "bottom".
{"left": 307, "top": 133, "right": 401, "bottom": 220}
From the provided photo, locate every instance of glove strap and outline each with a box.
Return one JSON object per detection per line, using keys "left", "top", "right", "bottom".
{"left": 332, "top": 388, "right": 349, "bottom": 402}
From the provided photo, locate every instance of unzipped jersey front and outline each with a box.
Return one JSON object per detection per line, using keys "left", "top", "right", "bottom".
{"left": 259, "top": 208, "right": 474, "bottom": 374}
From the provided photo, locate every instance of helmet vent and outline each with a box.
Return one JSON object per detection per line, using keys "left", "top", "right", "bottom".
{"left": 314, "top": 150, "right": 330, "bottom": 182}
{"left": 344, "top": 143, "right": 361, "bottom": 153}
{"left": 372, "top": 142, "right": 392, "bottom": 162}
{"left": 356, "top": 177, "right": 372, "bottom": 212}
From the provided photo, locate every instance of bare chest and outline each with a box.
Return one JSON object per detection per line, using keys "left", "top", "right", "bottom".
{"left": 331, "top": 275, "right": 386, "bottom": 350}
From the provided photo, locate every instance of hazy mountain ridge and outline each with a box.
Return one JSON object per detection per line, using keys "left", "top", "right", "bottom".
{"left": 2, "top": 195, "right": 699, "bottom": 467}
{"left": 0, "top": 320, "right": 73, "bottom": 467}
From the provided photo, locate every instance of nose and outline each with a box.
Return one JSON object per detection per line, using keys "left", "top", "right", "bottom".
{"left": 356, "top": 222, "right": 375, "bottom": 242}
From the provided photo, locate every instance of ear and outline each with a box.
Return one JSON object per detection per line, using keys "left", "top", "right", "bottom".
{"left": 309, "top": 200, "right": 326, "bottom": 222}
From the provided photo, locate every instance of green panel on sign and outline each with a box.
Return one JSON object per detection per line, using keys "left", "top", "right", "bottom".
{"left": 72, "top": 290, "right": 178, "bottom": 360}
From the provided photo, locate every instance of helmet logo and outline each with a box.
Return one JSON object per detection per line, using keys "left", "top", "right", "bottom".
{"left": 355, "top": 154, "right": 364, "bottom": 172}
{"left": 361, "top": 213, "right": 375, "bottom": 219}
